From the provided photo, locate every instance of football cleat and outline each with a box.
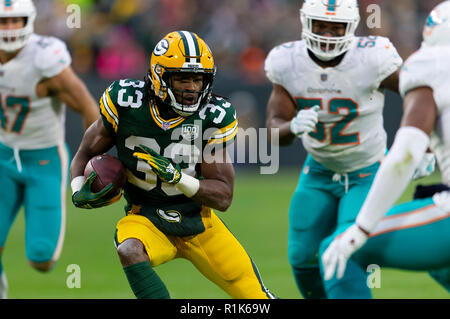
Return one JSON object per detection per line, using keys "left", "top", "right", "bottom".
{"left": 147, "top": 31, "right": 216, "bottom": 117}
{"left": 300, "top": 0, "right": 360, "bottom": 61}
{"left": 0, "top": 0, "right": 36, "bottom": 52}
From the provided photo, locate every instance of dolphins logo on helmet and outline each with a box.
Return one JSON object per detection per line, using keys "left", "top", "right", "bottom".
{"left": 300, "top": 0, "right": 360, "bottom": 61}
{"left": 423, "top": 1, "right": 450, "bottom": 47}
{"left": 147, "top": 31, "right": 216, "bottom": 117}
{"left": 0, "top": 0, "right": 36, "bottom": 52}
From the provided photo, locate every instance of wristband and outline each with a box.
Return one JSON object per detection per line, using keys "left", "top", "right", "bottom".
{"left": 71, "top": 176, "right": 85, "bottom": 195}
{"left": 175, "top": 173, "right": 200, "bottom": 198}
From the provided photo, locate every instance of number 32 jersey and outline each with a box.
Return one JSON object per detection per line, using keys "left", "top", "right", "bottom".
{"left": 0, "top": 34, "right": 71, "bottom": 149}
{"left": 99, "top": 79, "right": 238, "bottom": 207}
{"left": 265, "top": 37, "right": 403, "bottom": 173}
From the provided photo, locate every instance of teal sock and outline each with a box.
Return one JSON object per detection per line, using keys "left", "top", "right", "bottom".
{"left": 123, "top": 261, "right": 170, "bottom": 299}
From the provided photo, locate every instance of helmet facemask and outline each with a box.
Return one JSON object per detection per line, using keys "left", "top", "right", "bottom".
{"left": 163, "top": 69, "right": 215, "bottom": 117}
{"left": 302, "top": 17, "right": 355, "bottom": 61}
{"left": 300, "top": 0, "right": 360, "bottom": 61}
{"left": 149, "top": 31, "right": 217, "bottom": 117}
{"left": 0, "top": 0, "right": 36, "bottom": 52}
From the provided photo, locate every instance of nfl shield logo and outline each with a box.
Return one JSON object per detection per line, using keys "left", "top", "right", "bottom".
{"left": 321, "top": 73, "right": 328, "bottom": 82}
{"left": 161, "top": 122, "right": 170, "bottom": 131}
{"left": 181, "top": 124, "right": 199, "bottom": 141}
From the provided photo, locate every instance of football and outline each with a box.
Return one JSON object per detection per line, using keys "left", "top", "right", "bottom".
{"left": 84, "top": 154, "right": 126, "bottom": 193}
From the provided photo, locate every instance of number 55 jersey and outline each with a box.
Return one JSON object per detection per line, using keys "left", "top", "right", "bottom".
{"left": 100, "top": 79, "right": 238, "bottom": 236}
{"left": 265, "top": 36, "right": 403, "bottom": 173}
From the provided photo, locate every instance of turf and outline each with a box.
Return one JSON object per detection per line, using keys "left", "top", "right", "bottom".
{"left": 2, "top": 167, "right": 448, "bottom": 299}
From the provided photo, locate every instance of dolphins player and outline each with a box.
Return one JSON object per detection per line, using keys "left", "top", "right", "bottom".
{"left": 321, "top": 0, "right": 450, "bottom": 298}
{"left": 0, "top": 0, "right": 99, "bottom": 298}
{"left": 265, "top": 0, "right": 402, "bottom": 298}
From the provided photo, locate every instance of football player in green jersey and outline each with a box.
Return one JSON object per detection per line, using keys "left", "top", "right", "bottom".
{"left": 69, "top": 31, "right": 276, "bottom": 299}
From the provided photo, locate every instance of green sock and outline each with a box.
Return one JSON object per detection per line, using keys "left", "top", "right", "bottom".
{"left": 123, "top": 261, "right": 170, "bottom": 299}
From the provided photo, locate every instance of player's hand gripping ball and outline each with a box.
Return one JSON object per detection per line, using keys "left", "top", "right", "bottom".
{"left": 72, "top": 154, "right": 126, "bottom": 209}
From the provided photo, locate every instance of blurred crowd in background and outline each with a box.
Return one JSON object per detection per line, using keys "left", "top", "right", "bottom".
{"left": 33, "top": 0, "right": 443, "bottom": 85}
{"left": 29, "top": 0, "right": 445, "bottom": 162}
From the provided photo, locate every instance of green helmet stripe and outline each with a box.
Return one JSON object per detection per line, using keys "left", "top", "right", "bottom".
{"left": 178, "top": 31, "right": 200, "bottom": 63}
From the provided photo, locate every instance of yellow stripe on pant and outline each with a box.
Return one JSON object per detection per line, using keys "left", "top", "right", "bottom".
{"left": 115, "top": 209, "right": 272, "bottom": 299}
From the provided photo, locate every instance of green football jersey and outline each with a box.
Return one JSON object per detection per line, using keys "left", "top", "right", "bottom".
{"left": 99, "top": 78, "right": 238, "bottom": 236}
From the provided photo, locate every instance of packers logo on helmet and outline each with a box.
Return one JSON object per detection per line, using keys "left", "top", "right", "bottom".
{"left": 148, "top": 31, "right": 216, "bottom": 117}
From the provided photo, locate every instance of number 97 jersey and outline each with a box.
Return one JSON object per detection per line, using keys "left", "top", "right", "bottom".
{"left": 99, "top": 78, "right": 238, "bottom": 207}
{"left": 265, "top": 36, "right": 403, "bottom": 173}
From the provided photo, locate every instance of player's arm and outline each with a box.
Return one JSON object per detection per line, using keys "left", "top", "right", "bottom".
{"left": 355, "top": 87, "right": 437, "bottom": 232}
{"left": 192, "top": 146, "right": 234, "bottom": 212}
{"left": 69, "top": 118, "right": 115, "bottom": 191}
{"left": 322, "top": 87, "right": 437, "bottom": 280}
{"left": 380, "top": 69, "right": 400, "bottom": 93}
{"left": 266, "top": 84, "right": 297, "bottom": 145}
{"left": 38, "top": 66, "right": 100, "bottom": 129}
{"left": 266, "top": 84, "right": 319, "bottom": 146}
{"left": 133, "top": 144, "right": 235, "bottom": 212}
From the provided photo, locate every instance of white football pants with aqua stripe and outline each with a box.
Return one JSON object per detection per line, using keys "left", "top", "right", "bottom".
{"left": 319, "top": 195, "right": 450, "bottom": 298}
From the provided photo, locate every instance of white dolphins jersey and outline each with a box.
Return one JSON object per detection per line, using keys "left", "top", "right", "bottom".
{"left": 400, "top": 45, "right": 450, "bottom": 185}
{"left": 0, "top": 34, "right": 71, "bottom": 150}
{"left": 265, "top": 36, "right": 403, "bottom": 173}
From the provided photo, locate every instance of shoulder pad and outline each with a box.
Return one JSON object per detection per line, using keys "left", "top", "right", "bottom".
{"left": 34, "top": 36, "right": 71, "bottom": 78}
{"left": 107, "top": 79, "right": 146, "bottom": 106}
{"left": 400, "top": 47, "right": 437, "bottom": 98}
{"left": 99, "top": 78, "right": 147, "bottom": 134}
{"left": 199, "top": 96, "right": 238, "bottom": 146}
{"left": 356, "top": 36, "right": 403, "bottom": 87}
{"left": 265, "top": 41, "right": 298, "bottom": 85}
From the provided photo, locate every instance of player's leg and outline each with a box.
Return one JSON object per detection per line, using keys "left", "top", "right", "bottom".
{"left": 115, "top": 213, "right": 176, "bottom": 298}
{"left": 183, "top": 211, "right": 276, "bottom": 299}
{"left": 0, "top": 145, "right": 25, "bottom": 298}
{"left": 428, "top": 267, "right": 450, "bottom": 293}
{"left": 319, "top": 163, "right": 382, "bottom": 299}
{"left": 288, "top": 156, "right": 338, "bottom": 298}
{"left": 22, "top": 145, "right": 68, "bottom": 271}
{"left": 320, "top": 197, "right": 450, "bottom": 298}
{"left": 319, "top": 232, "right": 371, "bottom": 299}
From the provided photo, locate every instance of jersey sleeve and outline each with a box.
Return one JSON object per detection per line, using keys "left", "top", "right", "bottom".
{"left": 204, "top": 97, "right": 238, "bottom": 147}
{"left": 264, "top": 42, "right": 295, "bottom": 86}
{"left": 99, "top": 81, "right": 120, "bottom": 135}
{"left": 34, "top": 36, "right": 72, "bottom": 78}
{"left": 373, "top": 37, "right": 403, "bottom": 87}
{"left": 399, "top": 49, "right": 436, "bottom": 98}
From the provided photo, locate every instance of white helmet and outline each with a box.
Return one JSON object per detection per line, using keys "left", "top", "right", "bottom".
{"left": 300, "top": 0, "right": 360, "bottom": 61}
{"left": 423, "top": 0, "right": 450, "bottom": 48}
{"left": 0, "top": 0, "right": 36, "bottom": 52}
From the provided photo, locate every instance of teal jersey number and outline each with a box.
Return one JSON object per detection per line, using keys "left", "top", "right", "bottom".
{"left": 296, "top": 97, "right": 359, "bottom": 145}
{"left": 328, "top": 98, "right": 359, "bottom": 145}
{"left": 357, "top": 36, "right": 378, "bottom": 48}
{"left": 0, "top": 95, "right": 31, "bottom": 134}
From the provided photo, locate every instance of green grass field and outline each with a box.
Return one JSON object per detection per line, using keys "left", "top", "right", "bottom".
{"left": 2, "top": 167, "right": 449, "bottom": 299}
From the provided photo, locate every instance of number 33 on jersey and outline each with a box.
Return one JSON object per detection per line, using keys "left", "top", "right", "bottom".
{"left": 99, "top": 78, "right": 238, "bottom": 205}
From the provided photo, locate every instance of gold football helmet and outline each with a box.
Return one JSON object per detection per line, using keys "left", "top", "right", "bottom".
{"left": 147, "top": 31, "right": 216, "bottom": 117}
